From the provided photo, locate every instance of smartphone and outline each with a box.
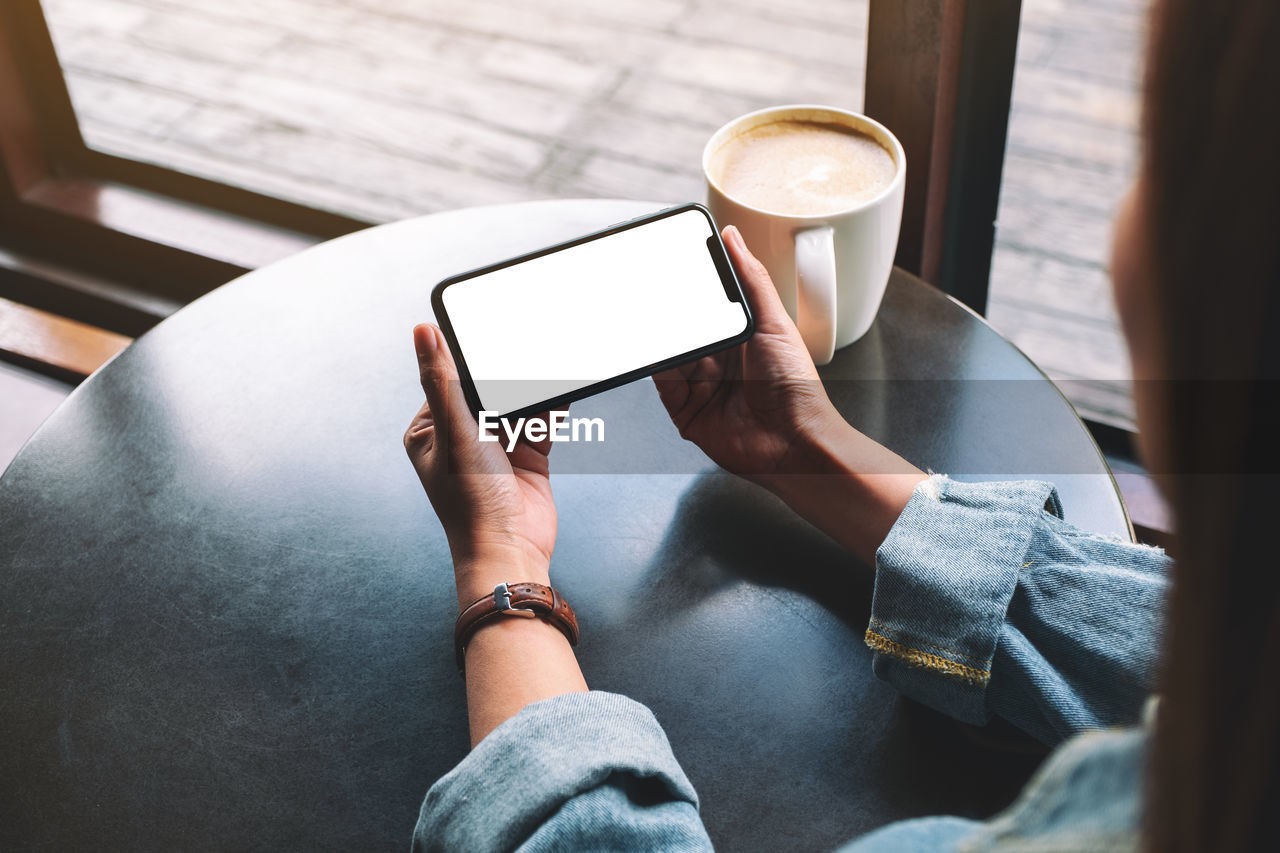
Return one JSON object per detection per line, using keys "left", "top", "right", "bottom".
{"left": 431, "top": 203, "right": 754, "bottom": 420}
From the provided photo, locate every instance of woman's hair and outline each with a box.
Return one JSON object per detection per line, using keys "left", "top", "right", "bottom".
{"left": 1142, "top": 0, "right": 1280, "bottom": 850}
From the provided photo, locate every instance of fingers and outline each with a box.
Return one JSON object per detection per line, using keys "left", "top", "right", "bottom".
{"left": 522, "top": 407, "right": 564, "bottom": 457}
{"left": 652, "top": 367, "right": 692, "bottom": 414}
{"left": 413, "top": 323, "right": 475, "bottom": 437}
{"left": 721, "top": 225, "right": 794, "bottom": 335}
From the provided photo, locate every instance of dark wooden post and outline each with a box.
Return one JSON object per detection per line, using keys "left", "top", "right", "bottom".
{"left": 865, "top": 0, "right": 1022, "bottom": 314}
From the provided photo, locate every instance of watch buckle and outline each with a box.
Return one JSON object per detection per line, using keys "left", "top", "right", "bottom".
{"left": 494, "top": 582, "right": 537, "bottom": 618}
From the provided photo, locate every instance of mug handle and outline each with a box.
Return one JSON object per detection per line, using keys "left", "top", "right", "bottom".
{"left": 795, "top": 226, "right": 837, "bottom": 365}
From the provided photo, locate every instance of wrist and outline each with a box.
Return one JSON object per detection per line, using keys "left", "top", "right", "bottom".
{"left": 756, "top": 408, "right": 859, "bottom": 495}
{"left": 757, "top": 414, "right": 927, "bottom": 566}
{"left": 453, "top": 543, "right": 551, "bottom": 610}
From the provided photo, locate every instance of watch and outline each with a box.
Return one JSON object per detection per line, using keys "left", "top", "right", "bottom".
{"left": 453, "top": 581, "right": 580, "bottom": 673}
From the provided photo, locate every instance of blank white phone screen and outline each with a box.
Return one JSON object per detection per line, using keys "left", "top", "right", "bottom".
{"left": 440, "top": 209, "right": 749, "bottom": 416}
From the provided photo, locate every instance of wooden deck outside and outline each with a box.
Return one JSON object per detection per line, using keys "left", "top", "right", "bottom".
{"left": 41, "top": 0, "right": 1143, "bottom": 428}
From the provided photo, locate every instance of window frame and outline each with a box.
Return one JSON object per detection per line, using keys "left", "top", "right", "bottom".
{"left": 0, "top": 0, "right": 367, "bottom": 335}
{"left": 2, "top": 0, "right": 1021, "bottom": 329}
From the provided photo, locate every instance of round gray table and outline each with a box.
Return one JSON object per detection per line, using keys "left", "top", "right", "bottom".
{"left": 0, "top": 200, "right": 1130, "bottom": 851}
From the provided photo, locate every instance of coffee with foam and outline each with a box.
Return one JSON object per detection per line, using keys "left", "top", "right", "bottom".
{"left": 709, "top": 120, "right": 896, "bottom": 216}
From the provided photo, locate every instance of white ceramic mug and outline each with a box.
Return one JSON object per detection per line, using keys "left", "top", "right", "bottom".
{"left": 703, "top": 105, "right": 906, "bottom": 365}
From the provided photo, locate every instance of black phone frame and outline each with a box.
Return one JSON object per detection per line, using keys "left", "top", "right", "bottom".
{"left": 430, "top": 202, "right": 755, "bottom": 421}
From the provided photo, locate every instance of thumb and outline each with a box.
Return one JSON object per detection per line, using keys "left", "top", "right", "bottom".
{"left": 414, "top": 323, "right": 476, "bottom": 437}
{"left": 721, "top": 225, "right": 795, "bottom": 336}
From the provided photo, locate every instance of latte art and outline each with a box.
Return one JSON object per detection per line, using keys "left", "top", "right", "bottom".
{"left": 709, "top": 120, "right": 897, "bottom": 216}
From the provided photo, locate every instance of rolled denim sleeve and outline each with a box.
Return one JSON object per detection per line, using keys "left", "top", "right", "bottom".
{"left": 867, "top": 475, "right": 1169, "bottom": 745}
{"left": 412, "top": 691, "right": 712, "bottom": 852}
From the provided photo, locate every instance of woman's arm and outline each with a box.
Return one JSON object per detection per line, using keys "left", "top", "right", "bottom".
{"left": 456, "top": 554, "right": 587, "bottom": 747}
{"left": 754, "top": 417, "right": 927, "bottom": 570}
{"left": 464, "top": 620, "right": 583, "bottom": 744}
{"left": 659, "top": 228, "right": 1170, "bottom": 746}
{"left": 405, "top": 324, "right": 711, "bottom": 851}
{"left": 405, "top": 323, "right": 587, "bottom": 746}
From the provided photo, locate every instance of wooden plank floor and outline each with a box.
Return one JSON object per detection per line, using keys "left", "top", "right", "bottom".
{"left": 41, "top": 0, "right": 1142, "bottom": 428}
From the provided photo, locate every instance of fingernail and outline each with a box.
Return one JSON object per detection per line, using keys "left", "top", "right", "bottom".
{"left": 414, "top": 324, "right": 437, "bottom": 355}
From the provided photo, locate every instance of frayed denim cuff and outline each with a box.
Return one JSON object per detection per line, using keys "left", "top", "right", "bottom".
{"left": 867, "top": 475, "right": 1062, "bottom": 725}
{"left": 413, "top": 691, "right": 697, "bottom": 853}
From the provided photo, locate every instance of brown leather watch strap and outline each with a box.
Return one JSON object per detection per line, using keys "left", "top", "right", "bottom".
{"left": 453, "top": 581, "right": 579, "bottom": 673}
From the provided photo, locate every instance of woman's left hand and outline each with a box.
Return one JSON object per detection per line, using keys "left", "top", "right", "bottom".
{"left": 403, "top": 323, "right": 557, "bottom": 607}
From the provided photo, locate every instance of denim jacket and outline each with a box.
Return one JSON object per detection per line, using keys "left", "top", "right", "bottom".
{"left": 413, "top": 475, "right": 1171, "bottom": 852}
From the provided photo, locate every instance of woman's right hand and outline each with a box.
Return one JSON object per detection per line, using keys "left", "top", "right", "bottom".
{"left": 656, "top": 225, "right": 925, "bottom": 567}
{"left": 653, "top": 225, "right": 846, "bottom": 487}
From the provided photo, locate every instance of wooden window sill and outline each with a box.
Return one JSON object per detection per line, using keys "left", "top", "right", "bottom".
{"left": 0, "top": 294, "right": 130, "bottom": 381}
